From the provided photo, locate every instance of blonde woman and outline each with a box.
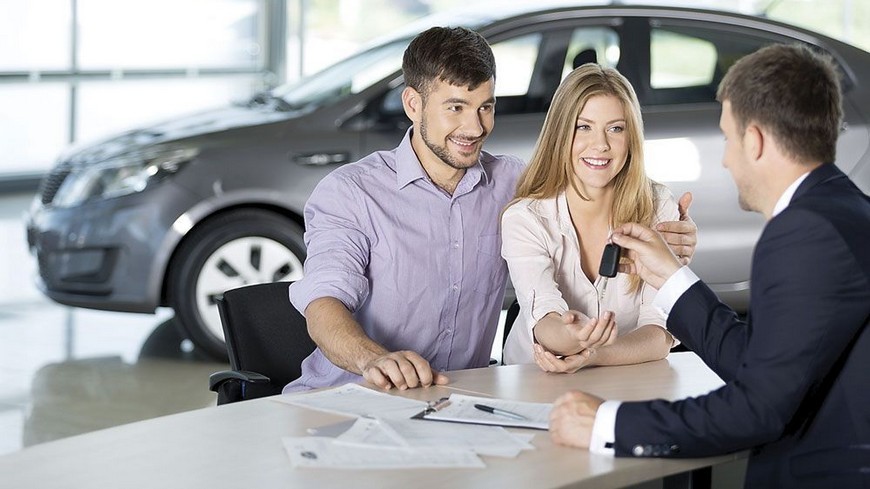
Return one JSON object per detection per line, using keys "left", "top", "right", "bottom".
{"left": 502, "top": 64, "right": 686, "bottom": 371}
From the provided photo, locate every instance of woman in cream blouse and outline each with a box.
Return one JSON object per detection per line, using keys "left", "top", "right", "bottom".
{"left": 501, "top": 64, "right": 682, "bottom": 371}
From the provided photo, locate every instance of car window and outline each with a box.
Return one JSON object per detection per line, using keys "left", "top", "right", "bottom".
{"left": 645, "top": 22, "right": 787, "bottom": 105}
{"left": 650, "top": 29, "right": 716, "bottom": 89}
{"left": 273, "top": 38, "right": 408, "bottom": 110}
{"left": 562, "top": 27, "right": 620, "bottom": 79}
{"left": 375, "top": 33, "right": 544, "bottom": 119}
{"left": 491, "top": 33, "right": 541, "bottom": 97}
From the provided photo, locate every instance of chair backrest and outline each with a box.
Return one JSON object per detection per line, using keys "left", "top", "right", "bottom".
{"left": 217, "top": 281, "right": 316, "bottom": 400}
{"left": 572, "top": 48, "right": 598, "bottom": 69}
{"left": 503, "top": 299, "right": 521, "bottom": 358}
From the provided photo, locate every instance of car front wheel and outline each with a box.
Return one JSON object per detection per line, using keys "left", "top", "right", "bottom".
{"left": 167, "top": 208, "right": 305, "bottom": 360}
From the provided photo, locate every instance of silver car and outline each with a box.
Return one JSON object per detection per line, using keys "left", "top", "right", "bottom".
{"left": 26, "top": 4, "right": 870, "bottom": 359}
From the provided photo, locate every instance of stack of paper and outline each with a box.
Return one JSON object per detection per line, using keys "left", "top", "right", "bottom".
{"left": 276, "top": 384, "right": 543, "bottom": 469}
{"left": 282, "top": 436, "right": 487, "bottom": 469}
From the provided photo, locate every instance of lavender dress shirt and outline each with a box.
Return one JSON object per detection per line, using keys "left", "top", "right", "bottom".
{"left": 283, "top": 130, "right": 524, "bottom": 392}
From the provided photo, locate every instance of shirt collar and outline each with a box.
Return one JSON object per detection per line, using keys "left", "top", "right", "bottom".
{"left": 395, "top": 128, "right": 428, "bottom": 189}
{"left": 394, "top": 127, "right": 489, "bottom": 191}
{"left": 771, "top": 171, "right": 811, "bottom": 218}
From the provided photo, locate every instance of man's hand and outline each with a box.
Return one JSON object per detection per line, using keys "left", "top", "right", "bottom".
{"left": 562, "top": 310, "right": 618, "bottom": 354}
{"left": 612, "top": 222, "right": 683, "bottom": 289}
{"left": 360, "top": 350, "right": 449, "bottom": 390}
{"left": 549, "top": 391, "right": 605, "bottom": 449}
{"left": 533, "top": 344, "right": 595, "bottom": 374}
{"left": 655, "top": 192, "right": 697, "bottom": 265}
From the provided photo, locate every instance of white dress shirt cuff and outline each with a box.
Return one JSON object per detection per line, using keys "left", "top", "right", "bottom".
{"left": 652, "top": 266, "right": 700, "bottom": 317}
{"left": 589, "top": 400, "right": 621, "bottom": 455}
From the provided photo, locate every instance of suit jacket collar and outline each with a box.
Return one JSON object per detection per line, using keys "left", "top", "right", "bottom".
{"left": 792, "top": 163, "right": 846, "bottom": 202}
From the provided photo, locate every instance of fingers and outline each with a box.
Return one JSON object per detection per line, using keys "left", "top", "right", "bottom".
{"left": 655, "top": 221, "right": 696, "bottom": 245}
{"left": 611, "top": 224, "right": 683, "bottom": 289}
{"left": 362, "top": 351, "right": 438, "bottom": 390}
{"left": 677, "top": 191, "right": 693, "bottom": 221}
{"left": 611, "top": 227, "right": 662, "bottom": 259}
{"left": 617, "top": 260, "right": 637, "bottom": 275}
{"left": 656, "top": 219, "right": 698, "bottom": 264}
{"left": 362, "top": 366, "right": 393, "bottom": 390}
{"left": 601, "top": 315, "right": 618, "bottom": 346}
{"left": 533, "top": 344, "right": 561, "bottom": 372}
{"left": 553, "top": 391, "right": 584, "bottom": 408}
{"left": 567, "top": 312, "right": 615, "bottom": 350}
{"left": 549, "top": 391, "right": 599, "bottom": 449}
{"left": 561, "top": 310, "right": 590, "bottom": 325}
{"left": 613, "top": 222, "right": 658, "bottom": 243}
{"left": 533, "top": 344, "right": 590, "bottom": 374}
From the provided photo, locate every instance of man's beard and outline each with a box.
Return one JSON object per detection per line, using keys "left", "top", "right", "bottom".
{"left": 419, "top": 118, "right": 486, "bottom": 170}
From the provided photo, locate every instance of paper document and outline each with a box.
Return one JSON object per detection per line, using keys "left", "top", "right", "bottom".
{"left": 335, "top": 416, "right": 535, "bottom": 458}
{"left": 414, "top": 393, "right": 552, "bottom": 430}
{"left": 282, "top": 437, "right": 485, "bottom": 469}
{"left": 275, "top": 383, "right": 428, "bottom": 419}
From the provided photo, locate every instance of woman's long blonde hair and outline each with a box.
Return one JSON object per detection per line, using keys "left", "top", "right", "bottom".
{"left": 512, "top": 64, "right": 657, "bottom": 291}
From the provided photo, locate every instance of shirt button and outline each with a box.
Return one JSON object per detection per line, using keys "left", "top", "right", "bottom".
{"left": 632, "top": 445, "right": 644, "bottom": 457}
{"left": 452, "top": 284, "right": 459, "bottom": 291}
{"left": 453, "top": 242, "right": 460, "bottom": 249}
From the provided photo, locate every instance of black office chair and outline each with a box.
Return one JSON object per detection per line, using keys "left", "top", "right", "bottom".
{"left": 572, "top": 48, "right": 598, "bottom": 69}
{"left": 503, "top": 299, "right": 520, "bottom": 347}
{"left": 501, "top": 299, "right": 521, "bottom": 364}
{"left": 208, "top": 281, "right": 317, "bottom": 405}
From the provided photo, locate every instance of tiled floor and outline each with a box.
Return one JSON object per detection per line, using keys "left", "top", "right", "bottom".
{"left": 0, "top": 191, "right": 226, "bottom": 456}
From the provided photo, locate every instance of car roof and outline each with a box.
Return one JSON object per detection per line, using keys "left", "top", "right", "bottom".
{"left": 362, "top": 1, "right": 834, "bottom": 51}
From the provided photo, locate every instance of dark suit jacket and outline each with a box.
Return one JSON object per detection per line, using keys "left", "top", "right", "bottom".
{"left": 615, "top": 164, "right": 870, "bottom": 488}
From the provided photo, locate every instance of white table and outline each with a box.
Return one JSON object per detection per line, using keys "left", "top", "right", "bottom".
{"left": 0, "top": 352, "right": 744, "bottom": 489}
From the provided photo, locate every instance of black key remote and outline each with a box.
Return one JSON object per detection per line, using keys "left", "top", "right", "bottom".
{"left": 598, "top": 243, "right": 622, "bottom": 278}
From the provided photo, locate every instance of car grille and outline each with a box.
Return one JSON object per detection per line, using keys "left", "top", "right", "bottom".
{"left": 38, "top": 163, "right": 72, "bottom": 205}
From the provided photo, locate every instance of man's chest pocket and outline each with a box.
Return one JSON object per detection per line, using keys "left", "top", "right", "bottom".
{"left": 473, "top": 234, "right": 507, "bottom": 295}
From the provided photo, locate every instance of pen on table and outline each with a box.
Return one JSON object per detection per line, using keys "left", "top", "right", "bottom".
{"left": 474, "top": 403, "right": 528, "bottom": 421}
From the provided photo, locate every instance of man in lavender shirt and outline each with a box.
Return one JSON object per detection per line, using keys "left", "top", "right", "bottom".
{"left": 284, "top": 27, "right": 697, "bottom": 393}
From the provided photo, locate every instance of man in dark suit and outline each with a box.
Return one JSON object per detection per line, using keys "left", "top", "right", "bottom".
{"left": 545, "top": 44, "right": 870, "bottom": 488}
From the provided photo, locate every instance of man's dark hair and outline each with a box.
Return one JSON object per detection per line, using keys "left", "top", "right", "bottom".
{"left": 402, "top": 26, "right": 495, "bottom": 99}
{"left": 717, "top": 44, "right": 842, "bottom": 165}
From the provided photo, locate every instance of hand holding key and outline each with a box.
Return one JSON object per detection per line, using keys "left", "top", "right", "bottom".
{"left": 598, "top": 242, "right": 622, "bottom": 278}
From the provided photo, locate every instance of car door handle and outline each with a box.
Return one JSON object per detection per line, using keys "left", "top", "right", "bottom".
{"left": 292, "top": 152, "right": 350, "bottom": 166}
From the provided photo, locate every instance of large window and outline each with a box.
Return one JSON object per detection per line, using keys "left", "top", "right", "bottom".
{"left": 0, "top": 1, "right": 72, "bottom": 72}
{"left": 0, "top": 84, "right": 70, "bottom": 174}
{"left": 78, "top": 1, "right": 262, "bottom": 71}
{"left": 0, "top": 0, "right": 269, "bottom": 177}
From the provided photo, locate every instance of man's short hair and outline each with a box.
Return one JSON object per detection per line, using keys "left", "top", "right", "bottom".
{"left": 717, "top": 44, "right": 842, "bottom": 165}
{"left": 402, "top": 26, "right": 495, "bottom": 99}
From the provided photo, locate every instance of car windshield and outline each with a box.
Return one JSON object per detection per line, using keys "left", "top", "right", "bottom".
{"left": 271, "top": 39, "right": 410, "bottom": 110}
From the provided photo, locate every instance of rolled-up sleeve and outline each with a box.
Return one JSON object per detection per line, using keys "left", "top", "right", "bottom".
{"left": 289, "top": 173, "right": 371, "bottom": 315}
{"left": 501, "top": 204, "right": 569, "bottom": 327}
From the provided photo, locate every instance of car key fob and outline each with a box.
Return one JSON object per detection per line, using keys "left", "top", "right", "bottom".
{"left": 598, "top": 243, "right": 622, "bottom": 278}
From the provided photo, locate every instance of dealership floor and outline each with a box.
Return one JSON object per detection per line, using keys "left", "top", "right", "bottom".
{"left": 0, "top": 190, "right": 226, "bottom": 456}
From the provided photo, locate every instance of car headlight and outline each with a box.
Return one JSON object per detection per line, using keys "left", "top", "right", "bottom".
{"left": 52, "top": 147, "right": 198, "bottom": 208}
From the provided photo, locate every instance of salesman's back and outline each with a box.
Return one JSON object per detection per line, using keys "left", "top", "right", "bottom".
{"left": 741, "top": 162, "right": 870, "bottom": 487}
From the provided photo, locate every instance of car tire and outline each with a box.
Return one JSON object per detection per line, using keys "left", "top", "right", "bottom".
{"left": 167, "top": 208, "right": 306, "bottom": 360}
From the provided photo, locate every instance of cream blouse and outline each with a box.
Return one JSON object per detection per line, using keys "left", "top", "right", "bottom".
{"left": 501, "top": 184, "right": 679, "bottom": 364}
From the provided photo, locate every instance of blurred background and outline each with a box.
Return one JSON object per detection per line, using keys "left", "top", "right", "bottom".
{"left": 1, "top": 0, "right": 868, "bottom": 462}
{"left": 2, "top": 0, "right": 869, "bottom": 184}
